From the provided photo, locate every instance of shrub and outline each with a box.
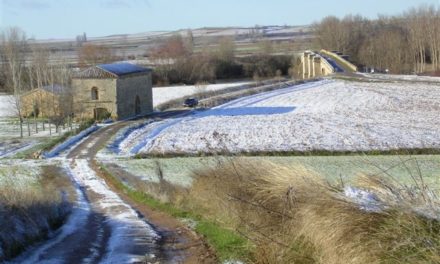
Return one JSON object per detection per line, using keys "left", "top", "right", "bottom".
{"left": 0, "top": 166, "right": 73, "bottom": 261}
{"left": 192, "top": 158, "right": 440, "bottom": 263}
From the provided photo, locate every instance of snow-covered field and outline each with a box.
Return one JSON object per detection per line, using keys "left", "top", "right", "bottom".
{"left": 0, "top": 118, "right": 78, "bottom": 158}
{"left": 116, "top": 79, "right": 440, "bottom": 155}
{"left": 0, "top": 117, "right": 76, "bottom": 139}
{"left": 361, "top": 73, "right": 440, "bottom": 82}
{"left": 0, "top": 94, "right": 15, "bottom": 117}
{"left": 0, "top": 94, "right": 80, "bottom": 157}
{"left": 153, "top": 82, "right": 250, "bottom": 107}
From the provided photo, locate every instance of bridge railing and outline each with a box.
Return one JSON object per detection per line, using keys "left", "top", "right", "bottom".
{"left": 320, "top": 50, "right": 358, "bottom": 72}
{"left": 318, "top": 54, "right": 336, "bottom": 74}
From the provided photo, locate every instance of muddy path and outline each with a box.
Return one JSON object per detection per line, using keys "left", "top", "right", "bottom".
{"left": 14, "top": 112, "right": 216, "bottom": 264}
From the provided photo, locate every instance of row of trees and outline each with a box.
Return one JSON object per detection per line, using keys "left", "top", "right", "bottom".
{"left": 1, "top": 28, "right": 74, "bottom": 138}
{"left": 150, "top": 34, "right": 295, "bottom": 85}
{"left": 314, "top": 5, "right": 440, "bottom": 74}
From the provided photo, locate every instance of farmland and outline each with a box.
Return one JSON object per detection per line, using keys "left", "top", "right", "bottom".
{"left": 27, "top": 25, "right": 314, "bottom": 66}
{"left": 3, "top": 75, "right": 440, "bottom": 263}
{"left": 99, "top": 155, "right": 440, "bottom": 189}
{"left": 4, "top": 0, "right": 440, "bottom": 262}
{"left": 115, "top": 78, "right": 440, "bottom": 156}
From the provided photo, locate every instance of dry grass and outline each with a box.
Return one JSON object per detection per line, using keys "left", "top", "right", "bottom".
{"left": 191, "top": 158, "right": 440, "bottom": 263}
{"left": 0, "top": 165, "right": 74, "bottom": 261}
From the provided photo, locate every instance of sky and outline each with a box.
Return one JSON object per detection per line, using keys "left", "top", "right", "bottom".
{"left": 0, "top": 0, "right": 440, "bottom": 40}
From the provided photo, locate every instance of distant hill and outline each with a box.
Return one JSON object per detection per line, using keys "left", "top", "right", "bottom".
{"left": 28, "top": 25, "right": 315, "bottom": 66}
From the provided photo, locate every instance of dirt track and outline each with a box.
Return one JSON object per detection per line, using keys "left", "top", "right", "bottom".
{"left": 15, "top": 113, "right": 216, "bottom": 264}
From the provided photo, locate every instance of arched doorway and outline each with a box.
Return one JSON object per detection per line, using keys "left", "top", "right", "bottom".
{"left": 135, "top": 95, "right": 141, "bottom": 115}
{"left": 93, "top": 108, "right": 110, "bottom": 120}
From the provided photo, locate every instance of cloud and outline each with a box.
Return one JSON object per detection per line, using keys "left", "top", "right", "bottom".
{"left": 4, "top": 0, "right": 51, "bottom": 10}
{"left": 99, "top": 0, "right": 150, "bottom": 8}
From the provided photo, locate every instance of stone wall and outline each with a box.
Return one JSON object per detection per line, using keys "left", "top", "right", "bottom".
{"left": 72, "top": 78, "right": 118, "bottom": 119}
{"left": 116, "top": 73, "right": 153, "bottom": 120}
{"left": 20, "top": 89, "right": 67, "bottom": 117}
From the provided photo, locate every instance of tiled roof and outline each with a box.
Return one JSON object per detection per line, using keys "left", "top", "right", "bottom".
{"left": 41, "top": 84, "right": 68, "bottom": 95}
{"left": 74, "top": 63, "right": 151, "bottom": 79}
{"left": 98, "top": 63, "right": 151, "bottom": 76}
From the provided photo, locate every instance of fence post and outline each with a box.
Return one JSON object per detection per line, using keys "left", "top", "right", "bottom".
{"left": 26, "top": 118, "right": 31, "bottom": 136}
{"left": 34, "top": 115, "right": 38, "bottom": 134}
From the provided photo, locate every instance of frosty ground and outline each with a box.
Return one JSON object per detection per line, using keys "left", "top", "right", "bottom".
{"left": 2, "top": 76, "right": 440, "bottom": 263}
{"left": 152, "top": 82, "right": 249, "bottom": 107}
{"left": 98, "top": 155, "right": 440, "bottom": 190}
{"left": 0, "top": 82, "right": 243, "bottom": 158}
{"left": 115, "top": 79, "right": 440, "bottom": 155}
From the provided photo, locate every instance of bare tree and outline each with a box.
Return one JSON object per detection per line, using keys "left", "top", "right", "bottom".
{"left": 150, "top": 34, "right": 190, "bottom": 83}
{"left": 76, "top": 32, "right": 87, "bottom": 47}
{"left": 30, "top": 45, "right": 50, "bottom": 90}
{"left": 44, "top": 58, "right": 73, "bottom": 133}
{"left": 216, "top": 37, "right": 235, "bottom": 62}
{"left": 1, "top": 28, "right": 28, "bottom": 138}
{"left": 78, "top": 43, "right": 115, "bottom": 67}
{"left": 421, "top": 6, "right": 440, "bottom": 72}
{"left": 314, "top": 5, "right": 440, "bottom": 74}
{"left": 185, "top": 29, "right": 194, "bottom": 54}
{"left": 313, "top": 16, "right": 344, "bottom": 52}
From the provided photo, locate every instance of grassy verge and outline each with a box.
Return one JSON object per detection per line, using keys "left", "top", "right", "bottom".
{"left": 102, "top": 155, "right": 440, "bottom": 263}
{"left": 190, "top": 158, "right": 440, "bottom": 263}
{"left": 135, "top": 147, "right": 440, "bottom": 159}
{"left": 97, "top": 163, "right": 252, "bottom": 262}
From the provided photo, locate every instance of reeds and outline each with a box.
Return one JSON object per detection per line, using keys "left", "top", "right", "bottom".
{"left": 192, "top": 158, "right": 440, "bottom": 263}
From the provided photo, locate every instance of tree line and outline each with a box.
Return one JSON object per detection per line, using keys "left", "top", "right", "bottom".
{"left": 0, "top": 28, "right": 74, "bottom": 138}
{"left": 314, "top": 5, "right": 440, "bottom": 74}
{"left": 150, "top": 34, "right": 295, "bottom": 85}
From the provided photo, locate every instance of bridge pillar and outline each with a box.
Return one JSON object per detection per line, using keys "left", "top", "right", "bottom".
{"left": 302, "top": 53, "right": 306, "bottom": 79}
{"left": 308, "top": 54, "right": 314, "bottom": 78}
{"left": 303, "top": 52, "right": 310, "bottom": 79}
{"left": 314, "top": 57, "right": 322, "bottom": 77}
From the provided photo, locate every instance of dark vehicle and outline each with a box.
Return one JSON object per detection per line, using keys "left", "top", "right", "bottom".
{"left": 183, "top": 97, "right": 199, "bottom": 107}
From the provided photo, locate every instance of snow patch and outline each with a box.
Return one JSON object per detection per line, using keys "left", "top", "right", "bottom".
{"left": 44, "top": 125, "right": 100, "bottom": 158}
{"left": 0, "top": 140, "right": 38, "bottom": 158}
{"left": 0, "top": 94, "right": 16, "bottom": 117}
{"left": 344, "top": 186, "right": 383, "bottom": 212}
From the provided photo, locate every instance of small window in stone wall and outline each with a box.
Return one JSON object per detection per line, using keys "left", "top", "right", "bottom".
{"left": 91, "top": 87, "right": 99, "bottom": 100}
